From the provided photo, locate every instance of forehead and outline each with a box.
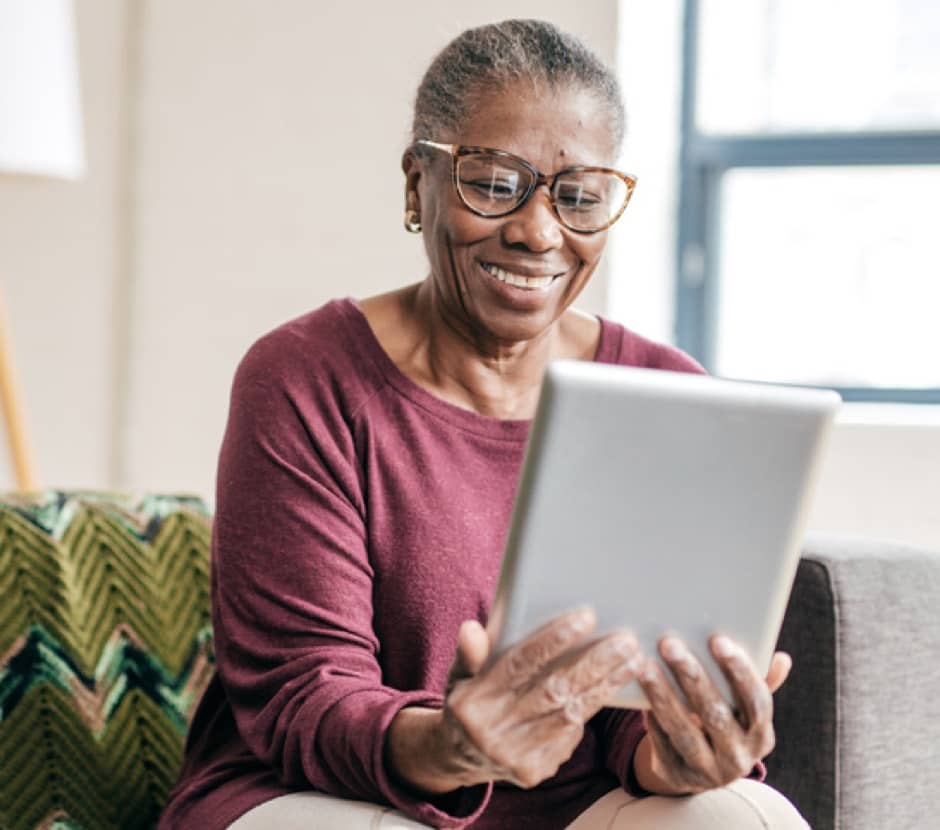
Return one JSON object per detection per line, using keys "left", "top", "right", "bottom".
{"left": 453, "top": 83, "right": 616, "bottom": 170}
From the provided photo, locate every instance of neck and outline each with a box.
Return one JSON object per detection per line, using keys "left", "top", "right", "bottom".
{"left": 407, "top": 280, "right": 560, "bottom": 419}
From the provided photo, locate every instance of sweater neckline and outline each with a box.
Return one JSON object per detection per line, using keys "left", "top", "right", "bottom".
{"left": 336, "top": 297, "right": 619, "bottom": 442}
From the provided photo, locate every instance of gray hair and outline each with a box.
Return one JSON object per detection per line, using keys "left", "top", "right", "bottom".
{"left": 412, "top": 19, "right": 626, "bottom": 154}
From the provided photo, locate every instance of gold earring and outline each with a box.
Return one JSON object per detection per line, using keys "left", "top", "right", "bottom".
{"left": 404, "top": 208, "right": 422, "bottom": 233}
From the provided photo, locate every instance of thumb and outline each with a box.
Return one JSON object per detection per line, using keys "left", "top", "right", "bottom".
{"left": 766, "top": 650, "right": 793, "bottom": 694}
{"left": 446, "top": 620, "right": 490, "bottom": 694}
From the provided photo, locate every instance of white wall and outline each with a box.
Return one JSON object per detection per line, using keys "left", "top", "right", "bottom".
{"left": 0, "top": 0, "right": 937, "bottom": 551}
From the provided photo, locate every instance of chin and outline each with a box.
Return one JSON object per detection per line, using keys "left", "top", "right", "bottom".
{"left": 471, "top": 303, "right": 562, "bottom": 346}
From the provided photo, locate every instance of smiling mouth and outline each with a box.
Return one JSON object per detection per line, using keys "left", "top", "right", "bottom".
{"left": 481, "top": 262, "right": 562, "bottom": 290}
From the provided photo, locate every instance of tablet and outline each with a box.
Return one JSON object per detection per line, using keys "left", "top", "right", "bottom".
{"left": 489, "top": 361, "right": 841, "bottom": 708}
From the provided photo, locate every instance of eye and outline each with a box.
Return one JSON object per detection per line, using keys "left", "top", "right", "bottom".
{"left": 459, "top": 166, "right": 523, "bottom": 201}
{"left": 462, "top": 178, "right": 520, "bottom": 200}
{"left": 556, "top": 188, "right": 603, "bottom": 211}
{"left": 558, "top": 192, "right": 602, "bottom": 209}
{"left": 556, "top": 177, "right": 610, "bottom": 212}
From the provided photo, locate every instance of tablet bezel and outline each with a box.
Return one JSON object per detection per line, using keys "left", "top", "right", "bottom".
{"left": 488, "top": 361, "right": 840, "bottom": 709}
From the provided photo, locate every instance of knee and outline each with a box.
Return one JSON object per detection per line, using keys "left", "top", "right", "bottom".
{"left": 724, "top": 780, "right": 810, "bottom": 829}
{"left": 613, "top": 780, "right": 809, "bottom": 830}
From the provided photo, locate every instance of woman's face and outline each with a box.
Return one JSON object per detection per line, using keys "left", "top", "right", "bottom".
{"left": 406, "top": 83, "right": 618, "bottom": 348}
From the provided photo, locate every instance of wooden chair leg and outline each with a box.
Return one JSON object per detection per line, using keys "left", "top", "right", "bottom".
{"left": 0, "top": 285, "right": 39, "bottom": 492}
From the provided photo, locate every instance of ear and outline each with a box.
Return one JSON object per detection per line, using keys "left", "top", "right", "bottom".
{"left": 401, "top": 147, "right": 422, "bottom": 213}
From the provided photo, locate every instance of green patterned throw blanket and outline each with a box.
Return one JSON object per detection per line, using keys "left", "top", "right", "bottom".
{"left": 0, "top": 491, "right": 213, "bottom": 830}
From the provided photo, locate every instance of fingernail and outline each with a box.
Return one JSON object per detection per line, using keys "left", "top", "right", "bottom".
{"left": 661, "top": 637, "right": 687, "bottom": 661}
{"left": 713, "top": 636, "right": 735, "bottom": 658}
{"left": 570, "top": 606, "right": 595, "bottom": 632}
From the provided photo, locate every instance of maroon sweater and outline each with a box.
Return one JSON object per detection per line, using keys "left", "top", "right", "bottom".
{"left": 159, "top": 298, "right": 706, "bottom": 830}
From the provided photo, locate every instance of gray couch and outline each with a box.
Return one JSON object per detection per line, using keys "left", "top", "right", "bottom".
{"left": 767, "top": 534, "right": 940, "bottom": 830}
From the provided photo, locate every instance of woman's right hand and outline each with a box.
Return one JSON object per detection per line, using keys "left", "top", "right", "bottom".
{"left": 405, "top": 607, "right": 642, "bottom": 791}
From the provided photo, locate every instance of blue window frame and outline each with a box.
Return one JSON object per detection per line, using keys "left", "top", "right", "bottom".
{"left": 675, "top": 0, "right": 940, "bottom": 403}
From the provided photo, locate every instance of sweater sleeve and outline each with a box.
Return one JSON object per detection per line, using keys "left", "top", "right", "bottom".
{"left": 210, "top": 332, "right": 491, "bottom": 828}
{"left": 590, "top": 707, "right": 650, "bottom": 796}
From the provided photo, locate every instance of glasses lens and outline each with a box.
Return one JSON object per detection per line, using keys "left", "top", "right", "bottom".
{"left": 455, "top": 153, "right": 534, "bottom": 216}
{"left": 554, "top": 172, "right": 632, "bottom": 232}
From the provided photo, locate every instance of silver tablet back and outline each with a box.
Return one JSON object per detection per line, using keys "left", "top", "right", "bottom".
{"left": 490, "top": 361, "right": 841, "bottom": 708}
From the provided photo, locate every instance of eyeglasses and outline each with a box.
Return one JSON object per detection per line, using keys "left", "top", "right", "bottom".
{"left": 415, "top": 139, "right": 637, "bottom": 234}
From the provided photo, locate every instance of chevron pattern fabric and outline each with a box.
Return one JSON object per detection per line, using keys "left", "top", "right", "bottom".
{"left": 0, "top": 491, "right": 213, "bottom": 830}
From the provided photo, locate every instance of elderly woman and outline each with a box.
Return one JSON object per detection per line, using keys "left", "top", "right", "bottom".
{"left": 161, "top": 19, "right": 809, "bottom": 830}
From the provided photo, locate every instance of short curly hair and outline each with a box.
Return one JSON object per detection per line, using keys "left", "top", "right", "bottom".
{"left": 412, "top": 19, "right": 626, "bottom": 155}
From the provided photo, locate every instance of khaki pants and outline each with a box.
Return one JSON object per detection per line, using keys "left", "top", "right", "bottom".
{"left": 227, "top": 780, "right": 810, "bottom": 829}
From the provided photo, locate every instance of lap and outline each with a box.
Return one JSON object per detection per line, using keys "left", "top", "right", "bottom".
{"left": 226, "top": 781, "right": 809, "bottom": 830}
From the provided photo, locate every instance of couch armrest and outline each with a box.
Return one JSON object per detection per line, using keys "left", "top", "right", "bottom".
{"left": 766, "top": 535, "right": 940, "bottom": 830}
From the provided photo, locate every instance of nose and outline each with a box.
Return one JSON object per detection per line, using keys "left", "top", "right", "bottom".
{"left": 500, "top": 185, "right": 565, "bottom": 251}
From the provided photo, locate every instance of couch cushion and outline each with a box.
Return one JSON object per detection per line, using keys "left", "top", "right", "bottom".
{"left": 0, "top": 491, "right": 213, "bottom": 830}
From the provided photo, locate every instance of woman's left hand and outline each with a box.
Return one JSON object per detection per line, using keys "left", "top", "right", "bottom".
{"left": 632, "top": 635, "right": 792, "bottom": 795}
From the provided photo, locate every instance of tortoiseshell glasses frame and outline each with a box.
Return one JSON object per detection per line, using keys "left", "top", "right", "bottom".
{"left": 414, "top": 139, "right": 637, "bottom": 234}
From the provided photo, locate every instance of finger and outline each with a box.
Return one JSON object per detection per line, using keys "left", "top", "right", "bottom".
{"left": 658, "top": 637, "right": 749, "bottom": 779}
{"left": 710, "top": 636, "right": 775, "bottom": 755}
{"left": 644, "top": 709, "right": 711, "bottom": 793}
{"left": 558, "top": 631, "right": 642, "bottom": 713}
{"left": 445, "top": 620, "right": 491, "bottom": 694}
{"left": 766, "top": 651, "right": 792, "bottom": 694}
{"left": 636, "top": 658, "right": 719, "bottom": 781}
{"left": 517, "top": 631, "right": 642, "bottom": 723}
{"left": 458, "top": 621, "right": 491, "bottom": 676}
{"left": 489, "top": 606, "right": 596, "bottom": 691}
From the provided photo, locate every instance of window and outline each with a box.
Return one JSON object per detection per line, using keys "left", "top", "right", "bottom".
{"left": 677, "top": 0, "right": 940, "bottom": 401}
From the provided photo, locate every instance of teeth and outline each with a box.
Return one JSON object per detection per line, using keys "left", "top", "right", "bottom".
{"left": 482, "top": 262, "right": 555, "bottom": 289}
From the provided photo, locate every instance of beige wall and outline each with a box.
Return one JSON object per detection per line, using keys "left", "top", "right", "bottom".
{"left": 1, "top": 0, "right": 937, "bottom": 551}
{"left": 123, "top": 1, "right": 616, "bottom": 499}
{"left": 808, "top": 409, "right": 940, "bottom": 551}
{"left": 1, "top": 0, "right": 617, "bottom": 500}
{"left": 0, "top": 0, "right": 129, "bottom": 491}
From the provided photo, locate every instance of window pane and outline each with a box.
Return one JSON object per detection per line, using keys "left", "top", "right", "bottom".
{"left": 696, "top": 0, "right": 940, "bottom": 134}
{"left": 715, "top": 166, "right": 940, "bottom": 388}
